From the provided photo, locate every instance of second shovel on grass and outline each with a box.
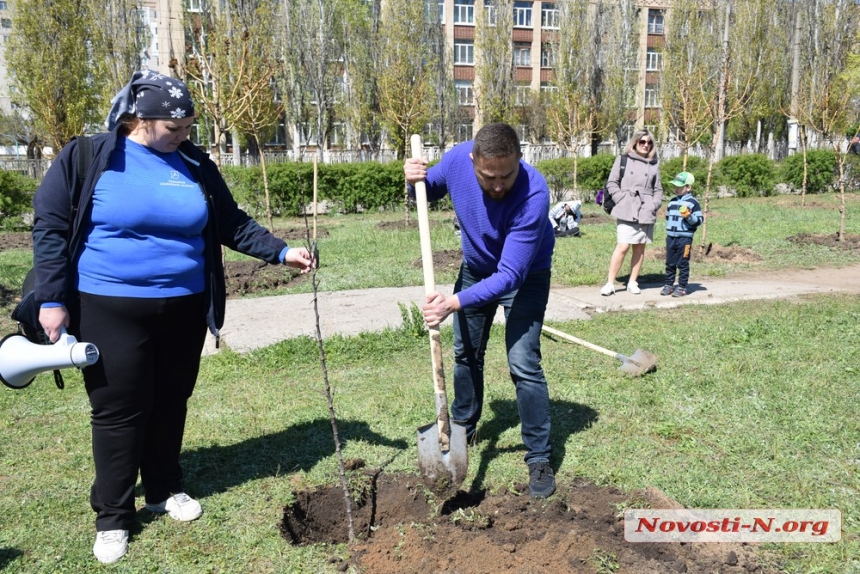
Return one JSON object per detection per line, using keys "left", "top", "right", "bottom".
{"left": 411, "top": 134, "right": 469, "bottom": 494}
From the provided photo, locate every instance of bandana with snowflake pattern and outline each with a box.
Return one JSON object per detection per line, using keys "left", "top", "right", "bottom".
{"left": 105, "top": 69, "right": 195, "bottom": 130}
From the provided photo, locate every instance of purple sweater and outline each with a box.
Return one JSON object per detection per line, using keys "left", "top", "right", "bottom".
{"left": 423, "top": 141, "right": 554, "bottom": 308}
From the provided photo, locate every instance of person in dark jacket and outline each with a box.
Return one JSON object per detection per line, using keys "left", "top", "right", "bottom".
{"left": 32, "top": 70, "right": 314, "bottom": 564}
{"left": 600, "top": 129, "right": 663, "bottom": 296}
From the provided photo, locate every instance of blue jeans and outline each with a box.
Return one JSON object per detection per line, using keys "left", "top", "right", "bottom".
{"left": 451, "top": 264, "right": 552, "bottom": 465}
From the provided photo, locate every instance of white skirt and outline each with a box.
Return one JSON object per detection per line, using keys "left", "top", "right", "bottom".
{"left": 617, "top": 220, "right": 654, "bottom": 244}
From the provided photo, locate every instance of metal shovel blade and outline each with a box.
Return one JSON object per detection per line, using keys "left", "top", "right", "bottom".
{"left": 617, "top": 349, "right": 658, "bottom": 377}
{"left": 417, "top": 420, "right": 468, "bottom": 495}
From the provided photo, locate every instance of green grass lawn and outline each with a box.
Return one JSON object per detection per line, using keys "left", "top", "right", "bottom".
{"left": 0, "top": 193, "right": 859, "bottom": 572}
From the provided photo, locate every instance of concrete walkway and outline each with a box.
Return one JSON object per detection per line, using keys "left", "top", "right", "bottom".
{"left": 202, "top": 264, "right": 860, "bottom": 355}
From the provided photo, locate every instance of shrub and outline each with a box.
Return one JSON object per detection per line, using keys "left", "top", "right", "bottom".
{"left": 535, "top": 153, "right": 616, "bottom": 202}
{"left": 717, "top": 154, "right": 776, "bottom": 197}
{"left": 779, "top": 149, "right": 837, "bottom": 194}
{"left": 0, "top": 170, "right": 38, "bottom": 231}
{"left": 659, "top": 155, "right": 714, "bottom": 192}
{"left": 223, "top": 160, "right": 407, "bottom": 217}
{"left": 534, "top": 158, "right": 574, "bottom": 201}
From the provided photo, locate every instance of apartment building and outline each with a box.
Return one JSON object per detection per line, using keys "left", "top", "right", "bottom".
{"left": 441, "top": 0, "right": 668, "bottom": 142}
{"left": 0, "top": 0, "right": 668, "bottom": 152}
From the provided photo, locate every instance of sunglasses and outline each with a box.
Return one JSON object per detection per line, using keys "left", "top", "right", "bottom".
{"left": 638, "top": 139, "right": 653, "bottom": 146}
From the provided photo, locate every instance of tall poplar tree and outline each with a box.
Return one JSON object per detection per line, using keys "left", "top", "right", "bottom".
{"left": 6, "top": 0, "right": 146, "bottom": 153}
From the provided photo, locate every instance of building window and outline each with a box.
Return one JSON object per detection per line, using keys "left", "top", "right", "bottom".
{"left": 540, "top": 43, "right": 555, "bottom": 68}
{"left": 438, "top": 0, "right": 445, "bottom": 23}
{"left": 513, "top": 1, "right": 532, "bottom": 28}
{"left": 186, "top": 0, "right": 202, "bottom": 12}
{"left": 541, "top": 2, "right": 559, "bottom": 29}
{"left": 0, "top": 17, "right": 10, "bottom": 28}
{"left": 454, "top": 0, "right": 475, "bottom": 24}
{"left": 484, "top": 0, "right": 497, "bottom": 25}
{"left": 455, "top": 80, "right": 474, "bottom": 105}
{"left": 0, "top": 2, "right": 7, "bottom": 10}
{"left": 540, "top": 82, "right": 557, "bottom": 94}
{"left": 644, "top": 84, "right": 660, "bottom": 108}
{"left": 457, "top": 123, "right": 473, "bottom": 142}
{"left": 648, "top": 9, "right": 664, "bottom": 35}
{"left": 515, "top": 84, "right": 532, "bottom": 106}
{"left": 454, "top": 40, "right": 474, "bottom": 65}
{"left": 513, "top": 42, "right": 531, "bottom": 67}
{"left": 646, "top": 48, "right": 662, "bottom": 71}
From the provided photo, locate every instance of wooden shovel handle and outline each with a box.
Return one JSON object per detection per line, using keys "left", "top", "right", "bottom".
{"left": 410, "top": 135, "right": 452, "bottom": 443}
{"left": 541, "top": 325, "right": 620, "bottom": 359}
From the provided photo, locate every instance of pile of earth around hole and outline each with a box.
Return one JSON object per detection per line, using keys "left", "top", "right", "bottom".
{"left": 280, "top": 467, "right": 776, "bottom": 573}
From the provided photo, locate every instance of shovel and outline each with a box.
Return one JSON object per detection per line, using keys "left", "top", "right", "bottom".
{"left": 541, "top": 325, "right": 657, "bottom": 377}
{"left": 411, "top": 134, "right": 468, "bottom": 494}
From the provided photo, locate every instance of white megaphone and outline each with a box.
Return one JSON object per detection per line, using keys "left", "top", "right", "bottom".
{"left": 0, "top": 328, "right": 100, "bottom": 389}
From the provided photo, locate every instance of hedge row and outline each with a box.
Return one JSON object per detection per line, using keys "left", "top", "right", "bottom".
{"left": 539, "top": 149, "right": 860, "bottom": 201}
{"left": 2, "top": 149, "right": 858, "bottom": 229}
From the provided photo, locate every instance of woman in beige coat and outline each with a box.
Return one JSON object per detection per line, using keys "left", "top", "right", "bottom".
{"left": 600, "top": 129, "right": 663, "bottom": 295}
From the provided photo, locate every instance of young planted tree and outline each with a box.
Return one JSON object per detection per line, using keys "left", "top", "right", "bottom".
{"left": 792, "top": 0, "right": 860, "bottom": 241}
{"left": 698, "top": 0, "right": 767, "bottom": 248}
{"left": 6, "top": 0, "right": 146, "bottom": 153}
{"left": 474, "top": 0, "right": 516, "bottom": 127}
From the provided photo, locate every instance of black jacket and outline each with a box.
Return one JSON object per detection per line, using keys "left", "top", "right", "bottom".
{"left": 32, "top": 128, "right": 288, "bottom": 340}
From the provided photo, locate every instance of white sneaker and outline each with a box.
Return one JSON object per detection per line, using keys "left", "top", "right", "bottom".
{"left": 627, "top": 281, "right": 641, "bottom": 294}
{"left": 600, "top": 282, "right": 615, "bottom": 296}
{"left": 146, "top": 492, "right": 203, "bottom": 521}
{"left": 93, "top": 529, "right": 128, "bottom": 564}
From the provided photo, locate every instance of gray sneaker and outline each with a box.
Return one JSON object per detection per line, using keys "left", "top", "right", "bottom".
{"left": 660, "top": 285, "right": 675, "bottom": 296}
{"left": 528, "top": 462, "right": 556, "bottom": 498}
{"left": 672, "top": 287, "right": 688, "bottom": 297}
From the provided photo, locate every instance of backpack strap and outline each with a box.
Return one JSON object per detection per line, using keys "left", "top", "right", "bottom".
{"left": 619, "top": 153, "right": 628, "bottom": 181}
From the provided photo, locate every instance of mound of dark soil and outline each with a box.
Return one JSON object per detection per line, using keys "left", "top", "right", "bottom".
{"left": 282, "top": 470, "right": 774, "bottom": 573}
{"left": 788, "top": 232, "right": 860, "bottom": 251}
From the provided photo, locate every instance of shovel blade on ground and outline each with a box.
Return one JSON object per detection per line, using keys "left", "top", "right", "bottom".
{"left": 417, "top": 421, "right": 468, "bottom": 494}
{"left": 618, "top": 349, "right": 658, "bottom": 376}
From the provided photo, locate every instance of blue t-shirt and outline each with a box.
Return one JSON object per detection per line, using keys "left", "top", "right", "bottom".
{"left": 77, "top": 136, "right": 208, "bottom": 298}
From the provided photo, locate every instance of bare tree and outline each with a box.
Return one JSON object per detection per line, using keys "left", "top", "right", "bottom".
{"left": 546, "top": 0, "right": 633, "bottom": 195}
{"left": 280, "top": 0, "right": 346, "bottom": 157}
{"left": 661, "top": 0, "right": 721, "bottom": 169}
{"left": 222, "top": 0, "right": 284, "bottom": 230}
{"left": 377, "top": 0, "right": 434, "bottom": 160}
{"left": 91, "top": 0, "right": 152, "bottom": 118}
{"left": 337, "top": 0, "right": 382, "bottom": 154}
{"left": 474, "top": 0, "right": 516, "bottom": 127}
{"left": 183, "top": 1, "right": 233, "bottom": 166}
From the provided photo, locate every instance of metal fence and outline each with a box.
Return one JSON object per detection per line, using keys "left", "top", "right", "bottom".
{"left": 0, "top": 159, "right": 51, "bottom": 179}
{"left": 0, "top": 137, "right": 848, "bottom": 180}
